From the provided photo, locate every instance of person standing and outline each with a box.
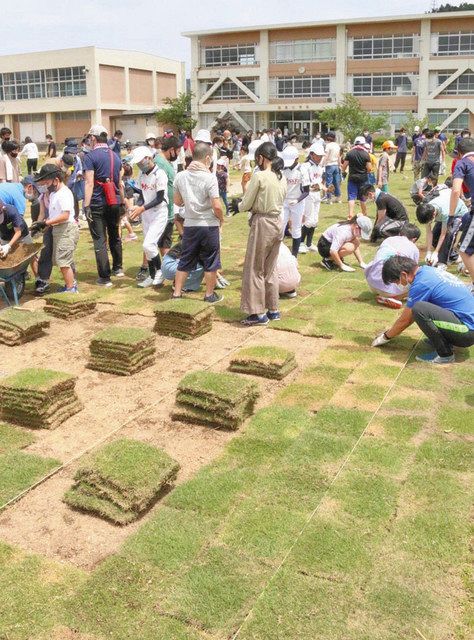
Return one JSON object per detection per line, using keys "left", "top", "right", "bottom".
{"left": 421, "top": 130, "right": 442, "bottom": 178}
{"left": 394, "top": 128, "right": 408, "bottom": 174}
{"left": 216, "top": 159, "right": 230, "bottom": 216}
{"left": 377, "top": 140, "right": 396, "bottom": 193}
{"left": 20, "top": 137, "right": 39, "bottom": 174}
{"left": 341, "top": 137, "right": 371, "bottom": 218}
{"left": 300, "top": 142, "right": 325, "bottom": 253}
{"left": 323, "top": 132, "right": 341, "bottom": 204}
{"left": 45, "top": 134, "right": 57, "bottom": 159}
{"left": 0, "top": 141, "right": 21, "bottom": 183}
{"left": 281, "top": 145, "right": 309, "bottom": 257}
{"left": 238, "top": 142, "right": 287, "bottom": 325}
{"left": 108, "top": 130, "right": 123, "bottom": 156}
{"left": 450, "top": 137, "right": 474, "bottom": 291}
{"left": 412, "top": 128, "right": 426, "bottom": 180}
{"left": 154, "top": 135, "right": 181, "bottom": 263}
{"left": 83, "top": 124, "right": 124, "bottom": 287}
{"left": 172, "top": 142, "right": 224, "bottom": 302}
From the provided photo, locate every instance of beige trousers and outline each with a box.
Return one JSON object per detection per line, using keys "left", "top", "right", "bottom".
{"left": 241, "top": 213, "right": 283, "bottom": 315}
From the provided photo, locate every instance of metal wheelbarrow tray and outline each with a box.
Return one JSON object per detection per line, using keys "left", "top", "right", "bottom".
{"left": 0, "top": 243, "right": 42, "bottom": 306}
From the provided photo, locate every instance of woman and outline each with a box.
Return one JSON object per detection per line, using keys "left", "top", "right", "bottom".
{"left": 317, "top": 215, "right": 372, "bottom": 272}
{"left": 238, "top": 142, "right": 287, "bottom": 326}
{"left": 0, "top": 140, "right": 21, "bottom": 183}
{"left": 20, "top": 137, "right": 39, "bottom": 174}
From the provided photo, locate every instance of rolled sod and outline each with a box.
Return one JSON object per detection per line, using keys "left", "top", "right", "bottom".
{"left": 88, "top": 327, "right": 156, "bottom": 375}
{"left": 229, "top": 345, "right": 297, "bottom": 380}
{"left": 0, "top": 308, "right": 50, "bottom": 346}
{"left": 154, "top": 299, "right": 214, "bottom": 339}
{"left": 172, "top": 370, "right": 259, "bottom": 430}
{"left": 63, "top": 439, "right": 179, "bottom": 524}
{"left": 0, "top": 368, "right": 82, "bottom": 429}
{"left": 44, "top": 293, "right": 96, "bottom": 320}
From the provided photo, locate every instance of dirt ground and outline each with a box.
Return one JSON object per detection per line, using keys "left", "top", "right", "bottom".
{"left": 0, "top": 301, "right": 324, "bottom": 569}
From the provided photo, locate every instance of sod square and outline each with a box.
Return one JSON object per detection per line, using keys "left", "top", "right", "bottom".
{"left": 329, "top": 471, "right": 398, "bottom": 525}
{"left": 375, "top": 414, "right": 426, "bottom": 442}
{"left": 154, "top": 298, "right": 214, "bottom": 339}
{"left": 64, "top": 439, "right": 179, "bottom": 524}
{"left": 0, "top": 422, "right": 35, "bottom": 453}
{"left": 415, "top": 436, "right": 472, "bottom": 472}
{"left": 347, "top": 438, "right": 412, "bottom": 475}
{"left": 243, "top": 405, "right": 313, "bottom": 442}
{"left": 0, "top": 450, "right": 60, "bottom": 504}
{"left": 0, "top": 308, "right": 50, "bottom": 345}
{"left": 88, "top": 327, "right": 156, "bottom": 375}
{"left": 229, "top": 345, "right": 297, "bottom": 380}
{"left": 44, "top": 293, "right": 96, "bottom": 320}
{"left": 311, "top": 406, "right": 370, "bottom": 440}
{"left": 437, "top": 405, "right": 474, "bottom": 436}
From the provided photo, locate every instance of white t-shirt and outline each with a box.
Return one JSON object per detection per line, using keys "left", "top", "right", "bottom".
{"left": 21, "top": 142, "right": 39, "bottom": 159}
{"left": 48, "top": 185, "right": 75, "bottom": 222}
{"left": 139, "top": 165, "right": 168, "bottom": 217}
{"left": 277, "top": 243, "right": 301, "bottom": 293}
{"left": 239, "top": 154, "right": 252, "bottom": 173}
{"left": 174, "top": 169, "right": 220, "bottom": 227}
{"left": 365, "top": 235, "right": 419, "bottom": 295}
{"left": 284, "top": 165, "right": 309, "bottom": 202}
{"left": 323, "top": 223, "right": 354, "bottom": 253}
{"left": 324, "top": 142, "right": 340, "bottom": 166}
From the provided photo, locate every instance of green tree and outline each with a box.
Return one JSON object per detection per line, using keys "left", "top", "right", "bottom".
{"left": 430, "top": 3, "right": 474, "bottom": 11}
{"left": 320, "top": 94, "right": 389, "bottom": 142}
{"left": 401, "top": 111, "right": 429, "bottom": 133}
{"left": 155, "top": 92, "right": 197, "bottom": 132}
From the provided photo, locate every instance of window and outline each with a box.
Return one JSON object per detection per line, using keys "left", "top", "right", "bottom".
{"left": 0, "top": 66, "right": 86, "bottom": 101}
{"left": 269, "top": 76, "right": 333, "bottom": 98}
{"left": 427, "top": 109, "right": 469, "bottom": 131}
{"left": 201, "top": 44, "right": 257, "bottom": 67}
{"left": 441, "top": 71, "right": 474, "bottom": 95}
{"left": 55, "top": 111, "right": 91, "bottom": 121}
{"left": 349, "top": 35, "right": 418, "bottom": 59}
{"left": 350, "top": 73, "right": 418, "bottom": 96}
{"left": 269, "top": 39, "right": 336, "bottom": 63}
{"left": 432, "top": 31, "right": 474, "bottom": 56}
{"left": 202, "top": 78, "right": 258, "bottom": 100}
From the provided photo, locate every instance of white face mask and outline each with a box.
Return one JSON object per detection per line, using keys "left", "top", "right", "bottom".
{"left": 36, "top": 185, "right": 48, "bottom": 194}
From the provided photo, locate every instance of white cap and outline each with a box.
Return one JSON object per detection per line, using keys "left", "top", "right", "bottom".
{"left": 130, "top": 146, "right": 154, "bottom": 165}
{"left": 414, "top": 126, "right": 420, "bottom": 132}
{"left": 280, "top": 145, "right": 300, "bottom": 168}
{"left": 309, "top": 142, "right": 325, "bottom": 156}
{"left": 248, "top": 139, "right": 261, "bottom": 160}
{"left": 195, "top": 129, "right": 212, "bottom": 144}
{"left": 216, "top": 158, "right": 226, "bottom": 166}
{"left": 88, "top": 124, "right": 108, "bottom": 137}
{"left": 145, "top": 132, "right": 156, "bottom": 140}
{"left": 354, "top": 136, "right": 366, "bottom": 145}
{"left": 364, "top": 143, "right": 371, "bottom": 151}
{"left": 356, "top": 215, "right": 373, "bottom": 240}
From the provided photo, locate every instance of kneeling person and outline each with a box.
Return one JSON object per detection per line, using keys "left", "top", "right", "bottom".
{"left": 317, "top": 215, "right": 372, "bottom": 272}
{"left": 360, "top": 184, "right": 408, "bottom": 242}
{"left": 372, "top": 256, "right": 474, "bottom": 364}
{"left": 0, "top": 199, "right": 32, "bottom": 258}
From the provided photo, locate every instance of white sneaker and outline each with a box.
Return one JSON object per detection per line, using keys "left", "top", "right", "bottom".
{"left": 340, "top": 263, "right": 356, "bottom": 272}
{"left": 359, "top": 262, "right": 369, "bottom": 269}
{"left": 152, "top": 270, "right": 166, "bottom": 286}
{"left": 436, "top": 263, "right": 447, "bottom": 271}
{"left": 308, "top": 244, "right": 318, "bottom": 252}
{"left": 298, "top": 244, "right": 309, "bottom": 254}
{"left": 137, "top": 276, "right": 154, "bottom": 288}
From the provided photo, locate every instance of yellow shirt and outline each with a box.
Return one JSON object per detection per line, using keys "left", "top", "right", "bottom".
{"left": 239, "top": 169, "right": 287, "bottom": 217}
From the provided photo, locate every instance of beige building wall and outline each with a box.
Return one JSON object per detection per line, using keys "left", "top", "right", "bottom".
{"left": 99, "top": 65, "right": 126, "bottom": 103}
{"left": 156, "top": 72, "right": 177, "bottom": 103}
{"left": 54, "top": 117, "right": 92, "bottom": 142}
{"left": 129, "top": 68, "right": 153, "bottom": 105}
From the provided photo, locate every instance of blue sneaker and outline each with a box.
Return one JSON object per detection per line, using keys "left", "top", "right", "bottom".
{"left": 241, "top": 314, "right": 269, "bottom": 326}
{"left": 58, "top": 285, "right": 78, "bottom": 293}
{"left": 267, "top": 310, "right": 281, "bottom": 321}
{"left": 415, "top": 351, "right": 455, "bottom": 365}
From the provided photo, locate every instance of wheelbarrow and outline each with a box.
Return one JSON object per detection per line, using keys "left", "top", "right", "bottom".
{"left": 0, "top": 243, "right": 42, "bottom": 307}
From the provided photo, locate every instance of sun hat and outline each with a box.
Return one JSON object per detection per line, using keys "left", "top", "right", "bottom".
{"left": 145, "top": 132, "right": 157, "bottom": 141}
{"left": 354, "top": 135, "right": 366, "bottom": 145}
{"left": 356, "top": 215, "right": 373, "bottom": 240}
{"left": 88, "top": 124, "right": 108, "bottom": 137}
{"left": 195, "top": 129, "right": 212, "bottom": 144}
{"left": 280, "top": 145, "right": 300, "bottom": 168}
{"left": 248, "top": 139, "right": 261, "bottom": 160}
{"left": 382, "top": 140, "right": 396, "bottom": 150}
{"left": 33, "top": 163, "right": 63, "bottom": 182}
{"left": 130, "top": 146, "right": 154, "bottom": 165}
{"left": 309, "top": 142, "right": 325, "bottom": 156}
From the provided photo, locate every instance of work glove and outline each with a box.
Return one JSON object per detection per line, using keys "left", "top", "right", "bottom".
{"left": 429, "top": 252, "right": 439, "bottom": 267}
{"left": 230, "top": 197, "right": 242, "bottom": 215}
{"left": 372, "top": 332, "right": 391, "bottom": 347}
{"left": 83, "top": 206, "right": 93, "bottom": 224}
{"left": 340, "top": 263, "right": 355, "bottom": 272}
{"left": 424, "top": 251, "right": 432, "bottom": 264}
{"left": 0, "top": 244, "right": 11, "bottom": 258}
{"left": 29, "top": 221, "right": 47, "bottom": 235}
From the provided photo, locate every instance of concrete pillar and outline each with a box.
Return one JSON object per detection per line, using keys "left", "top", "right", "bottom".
{"left": 335, "top": 24, "right": 347, "bottom": 102}
{"left": 417, "top": 18, "right": 432, "bottom": 118}
{"left": 45, "top": 112, "right": 55, "bottom": 138}
{"left": 125, "top": 66, "right": 131, "bottom": 107}
{"left": 190, "top": 36, "right": 200, "bottom": 131}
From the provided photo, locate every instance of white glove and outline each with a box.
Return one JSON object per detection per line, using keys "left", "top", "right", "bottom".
{"left": 359, "top": 261, "right": 368, "bottom": 269}
{"left": 425, "top": 251, "right": 432, "bottom": 264}
{"left": 0, "top": 244, "right": 11, "bottom": 258}
{"left": 372, "top": 332, "right": 391, "bottom": 347}
{"left": 340, "top": 263, "right": 356, "bottom": 272}
{"left": 430, "top": 252, "right": 439, "bottom": 267}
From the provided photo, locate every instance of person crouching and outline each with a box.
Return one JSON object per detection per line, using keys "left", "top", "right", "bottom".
{"left": 317, "top": 215, "right": 372, "bottom": 272}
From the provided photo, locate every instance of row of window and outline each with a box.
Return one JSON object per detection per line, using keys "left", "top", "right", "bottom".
{"left": 0, "top": 66, "right": 87, "bottom": 101}
{"left": 200, "top": 31, "right": 474, "bottom": 66}
{"left": 202, "top": 78, "right": 258, "bottom": 100}
{"left": 269, "top": 76, "right": 334, "bottom": 98}
{"left": 349, "top": 73, "right": 418, "bottom": 96}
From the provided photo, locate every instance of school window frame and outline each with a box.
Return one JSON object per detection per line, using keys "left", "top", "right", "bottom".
{"left": 0, "top": 66, "right": 86, "bottom": 101}
{"left": 203, "top": 78, "right": 258, "bottom": 100}
{"left": 201, "top": 44, "right": 257, "bottom": 67}
{"left": 269, "top": 38, "right": 336, "bottom": 63}
{"left": 269, "top": 75, "right": 332, "bottom": 98}
{"left": 350, "top": 73, "right": 418, "bottom": 96}
{"left": 440, "top": 71, "right": 474, "bottom": 95}
{"left": 349, "top": 34, "right": 418, "bottom": 59}
{"left": 432, "top": 31, "right": 474, "bottom": 56}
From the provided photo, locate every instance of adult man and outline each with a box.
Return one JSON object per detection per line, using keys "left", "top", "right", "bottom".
{"left": 323, "top": 132, "right": 341, "bottom": 204}
{"left": 161, "top": 239, "right": 204, "bottom": 291}
{"left": 83, "top": 124, "right": 124, "bottom": 287}
{"left": 0, "top": 199, "right": 31, "bottom": 258}
{"left": 172, "top": 142, "right": 224, "bottom": 302}
{"left": 195, "top": 129, "right": 217, "bottom": 172}
{"left": 0, "top": 182, "right": 26, "bottom": 214}
{"left": 360, "top": 184, "right": 408, "bottom": 242}
{"left": 155, "top": 136, "right": 181, "bottom": 264}
{"left": 412, "top": 128, "right": 426, "bottom": 180}
{"left": 108, "top": 130, "right": 123, "bottom": 156}
{"left": 450, "top": 137, "right": 474, "bottom": 291}
{"left": 45, "top": 134, "right": 57, "bottom": 159}
{"left": 394, "top": 128, "right": 408, "bottom": 174}
{"left": 364, "top": 223, "right": 420, "bottom": 309}
{"left": 341, "top": 136, "right": 371, "bottom": 218}
{"left": 421, "top": 130, "right": 443, "bottom": 178}
{"left": 373, "top": 256, "right": 474, "bottom": 364}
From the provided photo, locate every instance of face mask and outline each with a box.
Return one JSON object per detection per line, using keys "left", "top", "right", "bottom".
{"left": 10, "top": 152, "right": 19, "bottom": 158}
{"left": 137, "top": 160, "right": 150, "bottom": 172}
{"left": 47, "top": 180, "right": 58, "bottom": 194}
{"left": 25, "top": 192, "right": 36, "bottom": 201}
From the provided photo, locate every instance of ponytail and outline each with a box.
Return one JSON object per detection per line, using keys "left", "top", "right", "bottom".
{"left": 255, "top": 141, "right": 284, "bottom": 181}
{"left": 271, "top": 156, "right": 284, "bottom": 180}
{"left": 338, "top": 216, "right": 358, "bottom": 226}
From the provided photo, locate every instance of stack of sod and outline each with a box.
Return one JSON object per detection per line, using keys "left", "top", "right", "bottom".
{"left": 229, "top": 345, "right": 297, "bottom": 380}
{"left": 172, "top": 370, "right": 260, "bottom": 430}
{"left": 44, "top": 293, "right": 96, "bottom": 320}
{"left": 88, "top": 326, "right": 156, "bottom": 375}
{"left": 0, "top": 308, "right": 50, "bottom": 345}
{"left": 0, "top": 368, "right": 82, "bottom": 429}
{"left": 63, "top": 438, "right": 180, "bottom": 525}
{"left": 154, "top": 299, "right": 214, "bottom": 340}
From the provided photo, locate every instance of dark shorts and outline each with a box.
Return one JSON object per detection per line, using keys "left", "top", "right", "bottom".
{"left": 459, "top": 212, "right": 474, "bottom": 256}
{"left": 317, "top": 235, "right": 332, "bottom": 258}
{"left": 178, "top": 226, "right": 221, "bottom": 272}
{"left": 158, "top": 221, "right": 174, "bottom": 249}
{"left": 347, "top": 180, "right": 366, "bottom": 201}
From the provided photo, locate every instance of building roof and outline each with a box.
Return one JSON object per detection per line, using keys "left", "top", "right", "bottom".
{"left": 182, "top": 10, "right": 474, "bottom": 37}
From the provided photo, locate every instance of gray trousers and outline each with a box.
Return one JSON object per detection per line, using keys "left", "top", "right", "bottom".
{"left": 412, "top": 301, "right": 474, "bottom": 357}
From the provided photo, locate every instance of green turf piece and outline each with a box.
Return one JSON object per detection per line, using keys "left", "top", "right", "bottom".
{"left": 231, "top": 345, "right": 295, "bottom": 365}
{"left": 312, "top": 406, "right": 370, "bottom": 439}
{"left": 177, "top": 370, "right": 259, "bottom": 406}
{"left": 0, "top": 451, "right": 60, "bottom": 504}
{"left": 348, "top": 439, "right": 412, "bottom": 475}
{"left": 375, "top": 414, "right": 426, "bottom": 442}
{"left": 44, "top": 292, "right": 96, "bottom": 306}
{"left": 330, "top": 471, "right": 398, "bottom": 525}
{"left": 415, "top": 436, "right": 472, "bottom": 471}
{"left": 154, "top": 298, "right": 213, "bottom": 316}
{"left": 63, "top": 485, "right": 137, "bottom": 525}
{"left": 437, "top": 405, "right": 474, "bottom": 435}
{"left": 91, "top": 326, "right": 154, "bottom": 346}
{"left": 0, "top": 368, "right": 75, "bottom": 392}
{"left": 270, "top": 317, "right": 310, "bottom": 334}
{"left": 0, "top": 308, "right": 50, "bottom": 330}
{"left": 171, "top": 404, "right": 245, "bottom": 430}
{"left": 0, "top": 422, "right": 35, "bottom": 453}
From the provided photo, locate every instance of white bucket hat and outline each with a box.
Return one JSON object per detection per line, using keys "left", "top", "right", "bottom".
{"left": 356, "top": 215, "right": 373, "bottom": 240}
{"left": 130, "top": 146, "right": 154, "bottom": 165}
{"left": 195, "top": 129, "right": 212, "bottom": 144}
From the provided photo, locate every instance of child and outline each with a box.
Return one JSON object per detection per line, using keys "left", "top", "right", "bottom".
{"left": 120, "top": 162, "right": 138, "bottom": 241}
{"left": 281, "top": 145, "right": 309, "bottom": 257}
{"left": 31, "top": 164, "right": 80, "bottom": 293}
{"left": 129, "top": 147, "right": 168, "bottom": 288}
{"left": 410, "top": 174, "right": 440, "bottom": 205}
{"left": 416, "top": 187, "right": 468, "bottom": 270}
{"left": 216, "top": 159, "right": 230, "bottom": 216}
{"left": 300, "top": 142, "right": 325, "bottom": 253}
{"left": 317, "top": 215, "right": 372, "bottom": 272}
{"left": 377, "top": 140, "right": 396, "bottom": 192}
{"left": 237, "top": 145, "right": 252, "bottom": 193}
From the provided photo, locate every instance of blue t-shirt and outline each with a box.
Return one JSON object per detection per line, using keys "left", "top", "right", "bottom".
{"left": 83, "top": 146, "right": 121, "bottom": 206}
{"left": 407, "top": 266, "right": 474, "bottom": 329}
{"left": 0, "top": 183, "right": 26, "bottom": 215}
{"left": 395, "top": 134, "right": 408, "bottom": 153}
{"left": 0, "top": 204, "right": 29, "bottom": 241}
{"left": 453, "top": 155, "right": 474, "bottom": 206}
{"left": 413, "top": 137, "right": 425, "bottom": 162}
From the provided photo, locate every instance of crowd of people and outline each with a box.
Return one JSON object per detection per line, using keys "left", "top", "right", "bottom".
{"left": 0, "top": 120, "right": 473, "bottom": 365}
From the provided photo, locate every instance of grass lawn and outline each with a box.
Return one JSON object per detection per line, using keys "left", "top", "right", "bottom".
{"left": 0, "top": 164, "right": 472, "bottom": 639}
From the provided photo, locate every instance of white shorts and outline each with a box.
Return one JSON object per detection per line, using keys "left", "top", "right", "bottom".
{"left": 282, "top": 200, "right": 305, "bottom": 239}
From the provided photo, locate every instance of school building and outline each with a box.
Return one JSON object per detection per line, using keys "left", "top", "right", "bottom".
{"left": 0, "top": 47, "right": 185, "bottom": 144}
{"left": 184, "top": 10, "right": 474, "bottom": 137}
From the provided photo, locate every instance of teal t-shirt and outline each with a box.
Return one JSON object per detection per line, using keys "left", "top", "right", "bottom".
{"left": 155, "top": 154, "right": 175, "bottom": 222}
